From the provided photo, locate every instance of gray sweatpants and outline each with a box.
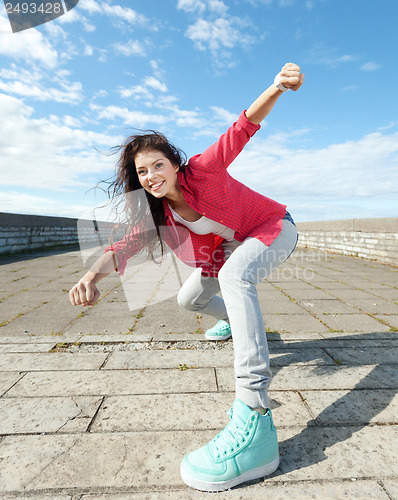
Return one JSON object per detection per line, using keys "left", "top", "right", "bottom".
{"left": 177, "top": 219, "right": 298, "bottom": 409}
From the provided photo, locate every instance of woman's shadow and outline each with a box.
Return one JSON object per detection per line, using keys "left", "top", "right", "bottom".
{"left": 240, "top": 330, "right": 397, "bottom": 485}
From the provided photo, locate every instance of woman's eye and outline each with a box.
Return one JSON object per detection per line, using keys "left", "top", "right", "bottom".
{"left": 156, "top": 163, "right": 163, "bottom": 168}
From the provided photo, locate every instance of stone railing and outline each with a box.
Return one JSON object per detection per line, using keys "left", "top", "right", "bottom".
{"left": 0, "top": 212, "right": 123, "bottom": 256}
{"left": 296, "top": 217, "right": 398, "bottom": 266}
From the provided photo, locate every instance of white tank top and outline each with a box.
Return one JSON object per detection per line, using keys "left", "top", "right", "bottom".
{"left": 168, "top": 205, "right": 236, "bottom": 242}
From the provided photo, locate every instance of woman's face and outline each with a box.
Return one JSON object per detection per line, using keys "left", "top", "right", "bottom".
{"left": 135, "top": 150, "right": 179, "bottom": 198}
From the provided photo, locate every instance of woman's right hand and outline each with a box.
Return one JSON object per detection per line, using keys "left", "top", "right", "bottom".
{"left": 69, "top": 279, "right": 100, "bottom": 307}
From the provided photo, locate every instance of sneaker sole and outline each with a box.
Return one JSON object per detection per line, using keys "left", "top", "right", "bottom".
{"left": 180, "top": 454, "right": 280, "bottom": 492}
{"left": 204, "top": 333, "right": 232, "bottom": 341}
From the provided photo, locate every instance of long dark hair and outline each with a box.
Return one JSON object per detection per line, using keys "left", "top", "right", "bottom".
{"left": 103, "top": 131, "right": 188, "bottom": 262}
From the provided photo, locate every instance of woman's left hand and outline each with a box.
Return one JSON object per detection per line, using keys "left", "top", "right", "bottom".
{"left": 279, "top": 62, "right": 304, "bottom": 91}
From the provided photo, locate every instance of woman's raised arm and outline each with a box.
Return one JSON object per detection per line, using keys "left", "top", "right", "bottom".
{"left": 245, "top": 62, "right": 304, "bottom": 125}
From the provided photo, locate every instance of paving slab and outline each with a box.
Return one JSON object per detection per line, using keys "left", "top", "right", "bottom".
{"left": 295, "top": 299, "right": 360, "bottom": 314}
{"left": 257, "top": 299, "right": 308, "bottom": 314}
{"left": 315, "top": 313, "right": 391, "bottom": 332}
{"left": 91, "top": 391, "right": 312, "bottom": 434}
{"left": 375, "top": 314, "right": 398, "bottom": 329}
{"left": 0, "top": 426, "right": 397, "bottom": 494}
{"left": 323, "top": 346, "right": 398, "bottom": 365}
{"left": 384, "top": 480, "right": 398, "bottom": 500}
{"left": 78, "top": 333, "right": 153, "bottom": 343}
{"left": 275, "top": 424, "right": 398, "bottom": 482}
{"left": 3, "top": 368, "right": 218, "bottom": 397}
{"left": 217, "top": 364, "right": 398, "bottom": 392}
{"left": 0, "top": 300, "right": 81, "bottom": 336}
{"left": 0, "top": 396, "right": 102, "bottom": 434}
{"left": 300, "top": 389, "right": 398, "bottom": 425}
{"left": 366, "top": 288, "right": 398, "bottom": 301}
{"left": 281, "top": 289, "right": 333, "bottom": 300}
{"left": 0, "top": 352, "right": 108, "bottom": 371}
{"left": 103, "top": 349, "right": 235, "bottom": 370}
{"left": 262, "top": 313, "right": 330, "bottom": 333}
{"left": 344, "top": 298, "right": 398, "bottom": 314}
{"left": 327, "top": 288, "right": 387, "bottom": 300}
{"left": 0, "top": 373, "right": 23, "bottom": 396}
{"left": 0, "top": 343, "right": 56, "bottom": 353}
{"left": 65, "top": 310, "right": 137, "bottom": 335}
{"left": 80, "top": 480, "right": 391, "bottom": 499}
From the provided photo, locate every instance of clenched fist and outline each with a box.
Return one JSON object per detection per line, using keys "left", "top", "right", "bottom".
{"left": 69, "top": 280, "right": 100, "bottom": 307}
{"left": 278, "top": 63, "right": 304, "bottom": 91}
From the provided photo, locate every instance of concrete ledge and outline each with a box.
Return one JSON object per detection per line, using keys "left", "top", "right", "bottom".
{"left": 297, "top": 217, "right": 398, "bottom": 233}
{"left": 296, "top": 217, "right": 398, "bottom": 266}
{"left": 0, "top": 212, "right": 119, "bottom": 256}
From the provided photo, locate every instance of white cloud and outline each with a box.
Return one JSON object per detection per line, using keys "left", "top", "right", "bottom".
{"left": 84, "top": 45, "right": 94, "bottom": 56}
{"left": 102, "top": 4, "right": 148, "bottom": 25}
{"left": 230, "top": 129, "right": 398, "bottom": 207}
{"left": 118, "top": 69, "right": 168, "bottom": 100}
{"left": 177, "top": 0, "right": 228, "bottom": 14}
{"left": 186, "top": 17, "right": 255, "bottom": 60}
{"left": 0, "top": 64, "right": 83, "bottom": 104}
{"left": 77, "top": 0, "right": 149, "bottom": 27}
{"left": 144, "top": 76, "right": 168, "bottom": 93}
{"left": 0, "top": 94, "right": 118, "bottom": 191}
{"left": 179, "top": 1, "right": 257, "bottom": 67}
{"left": 177, "top": 0, "right": 207, "bottom": 13}
{"left": 0, "top": 191, "right": 94, "bottom": 218}
{"left": 341, "top": 85, "right": 359, "bottom": 92}
{"left": 0, "top": 16, "right": 58, "bottom": 68}
{"left": 306, "top": 43, "right": 356, "bottom": 69}
{"left": 119, "top": 85, "right": 153, "bottom": 100}
{"left": 90, "top": 103, "right": 170, "bottom": 128}
{"left": 79, "top": 0, "right": 102, "bottom": 14}
{"left": 360, "top": 61, "right": 380, "bottom": 72}
{"left": 113, "top": 39, "right": 147, "bottom": 56}
{"left": 210, "top": 106, "right": 238, "bottom": 125}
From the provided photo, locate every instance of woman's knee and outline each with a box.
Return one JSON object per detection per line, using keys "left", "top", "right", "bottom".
{"left": 177, "top": 289, "right": 200, "bottom": 311}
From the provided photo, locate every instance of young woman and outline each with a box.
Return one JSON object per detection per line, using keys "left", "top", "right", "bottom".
{"left": 69, "top": 62, "right": 304, "bottom": 492}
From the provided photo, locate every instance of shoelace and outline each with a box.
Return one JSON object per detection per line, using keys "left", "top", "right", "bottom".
{"left": 216, "top": 321, "right": 229, "bottom": 331}
{"left": 209, "top": 409, "right": 248, "bottom": 458}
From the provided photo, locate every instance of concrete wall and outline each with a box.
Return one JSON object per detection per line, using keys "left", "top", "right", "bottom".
{"left": 0, "top": 212, "right": 121, "bottom": 256}
{"left": 296, "top": 217, "right": 398, "bottom": 266}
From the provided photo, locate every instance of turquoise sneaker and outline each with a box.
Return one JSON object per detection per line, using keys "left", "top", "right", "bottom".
{"left": 205, "top": 320, "right": 232, "bottom": 341}
{"left": 180, "top": 399, "right": 279, "bottom": 492}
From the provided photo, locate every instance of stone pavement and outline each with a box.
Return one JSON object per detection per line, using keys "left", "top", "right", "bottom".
{"left": 0, "top": 245, "right": 397, "bottom": 499}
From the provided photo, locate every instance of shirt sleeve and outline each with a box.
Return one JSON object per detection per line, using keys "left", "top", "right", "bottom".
{"left": 103, "top": 230, "right": 144, "bottom": 276}
{"left": 189, "top": 110, "right": 261, "bottom": 173}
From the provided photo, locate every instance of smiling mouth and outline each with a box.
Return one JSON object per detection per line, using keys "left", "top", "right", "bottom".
{"left": 150, "top": 181, "right": 165, "bottom": 191}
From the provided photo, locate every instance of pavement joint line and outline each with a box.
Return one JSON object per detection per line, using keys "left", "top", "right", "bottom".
{"left": 1, "top": 423, "right": 397, "bottom": 438}
{"left": 86, "top": 396, "right": 106, "bottom": 433}
{"left": 296, "top": 390, "right": 319, "bottom": 424}
{"left": 99, "top": 351, "right": 113, "bottom": 369}
{"left": 275, "top": 278, "right": 398, "bottom": 332}
{"left": 273, "top": 286, "right": 334, "bottom": 332}
{"left": 213, "top": 367, "right": 219, "bottom": 392}
{"left": 0, "top": 301, "right": 48, "bottom": 328}
{"left": 379, "top": 479, "right": 396, "bottom": 500}
{"left": 320, "top": 347, "right": 341, "bottom": 366}
{"left": 0, "top": 479, "right": 396, "bottom": 498}
{"left": 0, "top": 371, "right": 27, "bottom": 397}
{"left": 24, "top": 435, "right": 83, "bottom": 491}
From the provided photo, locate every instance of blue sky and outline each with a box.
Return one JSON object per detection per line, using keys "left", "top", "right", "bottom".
{"left": 0, "top": 0, "right": 397, "bottom": 222}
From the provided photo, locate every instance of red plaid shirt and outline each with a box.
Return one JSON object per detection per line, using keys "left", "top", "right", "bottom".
{"left": 105, "top": 110, "right": 287, "bottom": 277}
